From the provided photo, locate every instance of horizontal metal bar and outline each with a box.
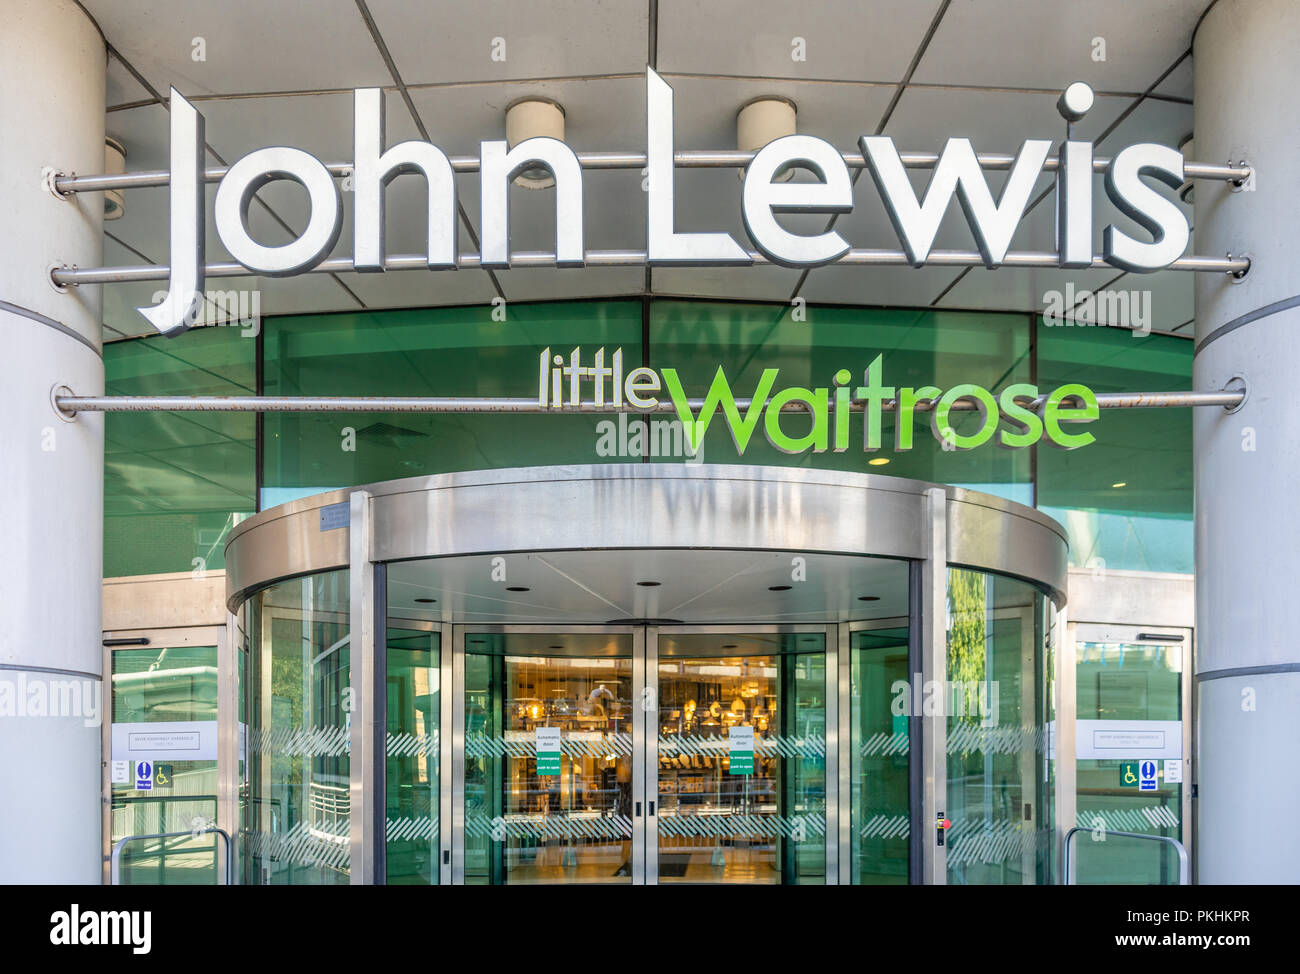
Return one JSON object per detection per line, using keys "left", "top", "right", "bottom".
{"left": 55, "top": 390, "right": 1245, "bottom": 414}
{"left": 52, "top": 152, "right": 1251, "bottom": 193}
{"left": 49, "top": 249, "right": 1251, "bottom": 286}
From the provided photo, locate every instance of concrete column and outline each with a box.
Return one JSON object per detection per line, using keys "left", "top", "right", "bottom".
{"left": 1193, "top": 0, "right": 1300, "bottom": 883}
{"left": 0, "top": 0, "right": 105, "bottom": 882}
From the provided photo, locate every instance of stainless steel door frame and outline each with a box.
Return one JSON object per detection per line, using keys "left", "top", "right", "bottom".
{"left": 1070, "top": 621, "right": 1194, "bottom": 860}
{"left": 100, "top": 624, "right": 230, "bottom": 885}
{"left": 450, "top": 623, "right": 641, "bottom": 885}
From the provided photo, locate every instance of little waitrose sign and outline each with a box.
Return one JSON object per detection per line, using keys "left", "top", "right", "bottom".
{"left": 141, "top": 68, "right": 1198, "bottom": 335}
{"left": 538, "top": 347, "right": 1098, "bottom": 452}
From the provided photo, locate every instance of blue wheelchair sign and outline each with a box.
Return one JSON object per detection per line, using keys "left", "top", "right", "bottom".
{"left": 1139, "top": 760, "right": 1158, "bottom": 791}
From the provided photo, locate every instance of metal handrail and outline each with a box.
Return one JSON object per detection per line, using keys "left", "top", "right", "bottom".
{"left": 1063, "top": 825, "right": 1190, "bottom": 885}
{"left": 110, "top": 826, "right": 233, "bottom": 886}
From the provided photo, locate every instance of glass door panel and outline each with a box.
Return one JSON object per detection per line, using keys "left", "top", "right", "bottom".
{"left": 385, "top": 627, "right": 440, "bottom": 884}
{"left": 655, "top": 632, "right": 826, "bottom": 884}
{"left": 463, "top": 631, "right": 635, "bottom": 884}
{"left": 850, "top": 626, "right": 911, "bottom": 884}
{"left": 108, "top": 640, "right": 221, "bottom": 885}
{"left": 1073, "top": 625, "right": 1189, "bottom": 884}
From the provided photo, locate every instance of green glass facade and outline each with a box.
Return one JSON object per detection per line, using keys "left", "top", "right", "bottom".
{"left": 102, "top": 299, "right": 1194, "bottom": 578}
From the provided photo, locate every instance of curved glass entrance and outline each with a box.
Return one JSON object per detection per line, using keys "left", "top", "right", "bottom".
{"left": 227, "top": 464, "right": 1067, "bottom": 884}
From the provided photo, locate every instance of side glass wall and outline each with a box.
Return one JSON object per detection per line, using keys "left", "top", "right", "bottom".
{"left": 385, "top": 626, "right": 441, "bottom": 884}
{"left": 242, "top": 571, "right": 351, "bottom": 884}
{"left": 850, "top": 625, "right": 911, "bottom": 884}
{"left": 945, "top": 569, "right": 1055, "bottom": 884}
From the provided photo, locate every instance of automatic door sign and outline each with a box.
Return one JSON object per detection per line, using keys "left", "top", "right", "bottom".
{"left": 1139, "top": 760, "right": 1159, "bottom": 792}
{"left": 729, "top": 725, "right": 754, "bottom": 775}
{"left": 1120, "top": 761, "right": 1139, "bottom": 788}
{"left": 134, "top": 760, "right": 153, "bottom": 792}
{"left": 536, "top": 726, "right": 562, "bottom": 776}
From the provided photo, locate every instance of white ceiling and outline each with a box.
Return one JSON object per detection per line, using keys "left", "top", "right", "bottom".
{"left": 83, "top": 0, "right": 1211, "bottom": 340}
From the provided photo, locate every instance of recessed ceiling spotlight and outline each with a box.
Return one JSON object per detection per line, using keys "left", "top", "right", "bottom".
{"left": 505, "top": 96, "right": 565, "bottom": 189}
{"left": 506, "top": 586, "right": 531, "bottom": 592}
{"left": 636, "top": 580, "right": 662, "bottom": 587}
{"left": 768, "top": 584, "right": 792, "bottom": 591}
{"left": 858, "top": 596, "right": 880, "bottom": 602}
{"left": 868, "top": 457, "right": 890, "bottom": 466}
{"left": 1111, "top": 482, "right": 1127, "bottom": 488}
{"left": 414, "top": 597, "right": 437, "bottom": 604}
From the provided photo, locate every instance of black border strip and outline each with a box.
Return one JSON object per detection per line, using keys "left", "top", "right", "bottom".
{"left": 0, "top": 299, "right": 100, "bottom": 356}
{"left": 1194, "top": 292, "right": 1300, "bottom": 357}
{"left": 1196, "top": 661, "right": 1300, "bottom": 682}
{"left": 0, "top": 662, "right": 103, "bottom": 680}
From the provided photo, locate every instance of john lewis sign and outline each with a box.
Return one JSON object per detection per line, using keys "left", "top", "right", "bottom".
{"left": 142, "top": 68, "right": 1197, "bottom": 335}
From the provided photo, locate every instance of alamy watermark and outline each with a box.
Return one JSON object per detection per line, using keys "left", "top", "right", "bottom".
{"left": 150, "top": 287, "right": 261, "bottom": 337}
{"left": 1042, "top": 283, "right": 1151, "bottom": 336}
{"left": 0, "top": 675, "right": 101, "bottom": 727}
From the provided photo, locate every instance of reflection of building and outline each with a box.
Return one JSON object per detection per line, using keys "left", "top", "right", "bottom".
{"left": 5, "top": 0, "right": 1295, "bottom": 885}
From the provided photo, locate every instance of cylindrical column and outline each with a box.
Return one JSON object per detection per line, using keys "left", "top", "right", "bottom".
{"left": 1193, "top": 0, "right": 1300, "bottom": 883}
{"left": 0, "top": 0, "right": 105, "bottom": 883}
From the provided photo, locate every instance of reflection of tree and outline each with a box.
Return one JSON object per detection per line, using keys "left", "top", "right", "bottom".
{"left": 947, "top": 569, "right": 987, "bottom": 757}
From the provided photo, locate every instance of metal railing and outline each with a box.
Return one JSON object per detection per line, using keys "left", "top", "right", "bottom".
{"left": 110, "top": 826, "right": 234, "bottom": 886}
{"left": 53, "top": 389, "right": 1246, "bottom": 415}
{"left": 1063, "top": 825, "right": 1190, "bottom": 885}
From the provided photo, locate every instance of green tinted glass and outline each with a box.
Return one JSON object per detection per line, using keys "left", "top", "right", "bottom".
{"left": 648, "top": 301, "right": 1032, "bottom": 503}
{"left": 385, "top": 628, "right": 440, "bottom": 884}
{"left": 1036, "top": 323, "right": 1193, "bottom": 573}
{"left": 851, "top": 627, "right": 910, "bottom": 884}
{"left": 103, "top": 328, "right": 256, "bottom": 576}
{"left": 262, "top": 301, "right": 643, "bottom": 505}
{"left": 242, "top": 571, "right": 351, "bottom": 885}
{"left": 945, "top": 569, "right": 1053, "bottom": 884}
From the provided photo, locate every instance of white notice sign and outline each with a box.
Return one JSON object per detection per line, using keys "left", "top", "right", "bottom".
{"left": 1164, "top": 759, "right": 1183, "bottom": 783}
{"left": 1075, "top": 719, "right": 1182, "bottom": 760}
{"left": 111, "top": 760, "right": 130, "bottom": 784}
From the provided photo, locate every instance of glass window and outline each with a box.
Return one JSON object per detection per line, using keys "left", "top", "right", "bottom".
{"left": 1036, "top": 323, "right": 1193, "bottom": 573}
{"left": 103, "top": 328, "right": 256, "bottom": 576}
{"left": 242, "top": 571, "right": 350, "bottom": 884}
{"left": 110, "top": 644, "right": 219, "bottom": 884}
{"left": 262, "top": 301, "right": 644, "bottom": 505}
{"left": 851, "top": 626, "right": 911, "bottom": 884}
{"left": 648, "top": 301, "right": 1033, "bottom": 504}
{"left": 945, "top": 568, "right": 1054, "bottom": 884}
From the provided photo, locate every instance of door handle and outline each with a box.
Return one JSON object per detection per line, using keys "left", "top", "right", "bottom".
{"left": 635, "top": 801, "right": 642, "bottom": 816}
{"left": 648, "top": 801, "right": 655, "bottom": 817}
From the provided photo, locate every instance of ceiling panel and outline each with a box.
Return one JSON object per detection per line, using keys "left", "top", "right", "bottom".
{"left": 656, "top": 0, "right": 945, "bottom": 83}
{"left": 386, "top": 548, "right": 910, "bottom": 624}
{"left": 911, "top": 0, "right": 1211, "bottom": 91}
{"left": 83, "top": 0, "right": 391, "bottom": 96}
{"left": 367, "top": 0, "right": 648, "bottom": 85}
